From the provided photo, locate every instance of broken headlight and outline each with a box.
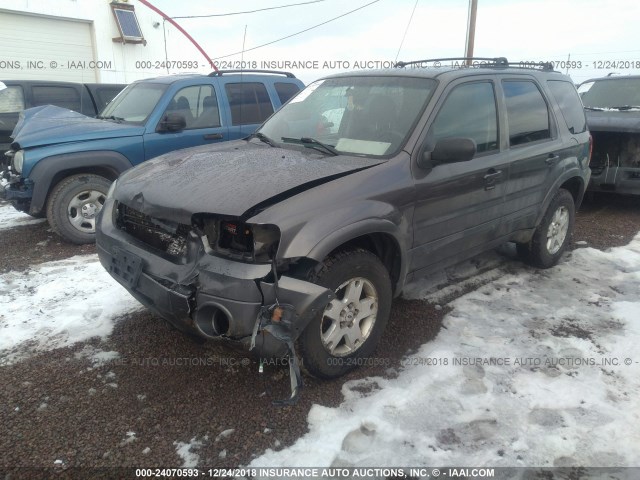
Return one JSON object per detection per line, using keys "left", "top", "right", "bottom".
{"left": 201, "top": 218, "right": 280, "bottom": 263}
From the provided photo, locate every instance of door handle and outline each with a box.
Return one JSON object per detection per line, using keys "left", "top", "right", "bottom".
{"left": 483, "top": 169, "right": 502, "bottom": 190}
{"left": 545, "top": 154, "right": 560, "bottom": 166}
{"left": 204, "top": 133, "right": 223, "bottom": 140}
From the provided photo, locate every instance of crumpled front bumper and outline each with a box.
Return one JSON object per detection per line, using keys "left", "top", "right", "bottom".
{"left": 96, "top": 198, "right": 333, "bottom": 358}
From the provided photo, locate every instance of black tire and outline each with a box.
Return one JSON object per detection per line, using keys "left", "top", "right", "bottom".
{"left": 517, "top": 188, "right": 575, "bottom": 269}
{"left": 46, "top": 174, "right": 111, "bottom": 245}
{"left": 299, "top": 249, "right": 392, "bottom": 379}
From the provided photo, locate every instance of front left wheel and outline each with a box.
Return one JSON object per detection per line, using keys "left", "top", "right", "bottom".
{"left": 46, "top": 173, "right": 111, "bottom": 245}
{"left": 299, "top": 249, "right": 392, "bottom": 379}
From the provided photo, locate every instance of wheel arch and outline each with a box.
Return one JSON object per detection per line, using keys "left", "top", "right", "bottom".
{"left": 28, "top": 151, "right": 132, "bottom": 215}
{"left": 302, "top": 220, "right": 408, "bottom": 297}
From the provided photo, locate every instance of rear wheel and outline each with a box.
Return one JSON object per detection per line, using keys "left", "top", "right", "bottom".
{"left": 46, "top": 174, "right": 111, "bottom": 244}
{"left": 299, "top": 249, "right": 392, "bottom": 379}
{"left": 517, "top": 188, "right": 575, "bottom": 268}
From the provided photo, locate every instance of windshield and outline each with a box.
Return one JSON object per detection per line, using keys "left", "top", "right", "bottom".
{"left": 259, "top": 76, "right": 436, "bottom": 156}
{"left": 100, "top": 82, "right": 168, "bottom": 123}
{"left": 579, "top": 78, "right": 640, "bottom": 109}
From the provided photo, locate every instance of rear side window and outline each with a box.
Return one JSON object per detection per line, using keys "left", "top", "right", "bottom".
{"left": 430, "top": 81, "right": 499, "bottom": 153}
{"left": 274, "top": 82, "right": 300, "bottom": 105}
{"left": 503, "top": 80, "right": 551, "bottom": 146}
{"left": 32, "top": 86, "right": 81, "bottom": 111}
{"left": 225, "top": 82, "right": 274, "bottom": 125}
{"left": 0, "top": 86, "right": 25, "bottom": 113}
{"left": 547, "top": 80, "right": 587, "bottom": 134}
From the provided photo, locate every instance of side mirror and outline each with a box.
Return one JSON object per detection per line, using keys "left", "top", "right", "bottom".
{"left": 418, "top": 137, "right": 477, "bottom": 169}
{"left": 157, "top": 112, "right": 186, "bottom": 132}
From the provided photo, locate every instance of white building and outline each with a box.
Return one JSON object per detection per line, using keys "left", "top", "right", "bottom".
{"left": 0, "top": 0, "right": 211, "bottom": 83}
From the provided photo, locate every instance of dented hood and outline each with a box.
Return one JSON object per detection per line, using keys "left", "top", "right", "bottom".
{"left": 115, "top": 140, "right": 380, "bottom": 223}
{"left": 11, "top": 105, "right": 144, "bottom": 149}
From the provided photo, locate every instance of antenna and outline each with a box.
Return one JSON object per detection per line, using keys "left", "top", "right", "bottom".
{"left": 239, "top": 25, "right": 247, "bottom": 135}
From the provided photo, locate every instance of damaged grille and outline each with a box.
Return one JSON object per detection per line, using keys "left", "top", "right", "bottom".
{"left": 116, "top": 203, "right": 190, "bottom": 257}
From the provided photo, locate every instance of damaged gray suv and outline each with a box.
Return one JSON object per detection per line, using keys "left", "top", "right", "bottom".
{"left": 96, "top": 57, "right": 591, "bottom": 387}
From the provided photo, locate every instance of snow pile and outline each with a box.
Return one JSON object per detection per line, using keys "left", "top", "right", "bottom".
{"left": 251, "top": 236, "right": 640, "bottom": 469}
{"left": 174, "top": 437, "right": 205, "bottom": 468}
{"left": 0, "top": 203, "right": 46, "bottom": 231}
{"left": 0, "top": 255, "right": 142, "bottom": 362}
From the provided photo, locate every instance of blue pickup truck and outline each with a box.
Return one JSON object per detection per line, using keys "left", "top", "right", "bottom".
{"left": 1, "top": 70, "right": 303, "bottom": 243}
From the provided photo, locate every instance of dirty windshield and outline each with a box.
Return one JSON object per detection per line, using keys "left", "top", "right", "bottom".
{"left": 258, "top": 76, "right": 436, "bottom": 157}
{"left": 99, "top": 82, "right": 168, "bottom": 123}
{"left": 578, "top": 78, "right": 640, "bottom": 110}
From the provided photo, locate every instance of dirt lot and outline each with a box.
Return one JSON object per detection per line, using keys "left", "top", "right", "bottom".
{"left": 0, "top": 193, "right": 638, "bottom": 472}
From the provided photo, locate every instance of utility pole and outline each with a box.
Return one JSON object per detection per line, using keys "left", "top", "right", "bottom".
{"left": 464, "top": 0, "right": 478, "bottom": 66}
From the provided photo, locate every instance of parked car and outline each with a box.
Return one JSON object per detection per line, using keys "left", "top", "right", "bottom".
{"left": 96, "top": 58, "right": 591, "bottom": 391}
{"left": 0, "top": 80, "right": 125, "bottom": 152}
{"left": 578, "top": 75, "right": 640, "bottom": 195}
{"left": 1, "top": 70, "right": 304, "bottom": 244}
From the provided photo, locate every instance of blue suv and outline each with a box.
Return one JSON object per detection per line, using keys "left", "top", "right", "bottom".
{"left": 1, "top": 70, "right": 303, "bottom": 244}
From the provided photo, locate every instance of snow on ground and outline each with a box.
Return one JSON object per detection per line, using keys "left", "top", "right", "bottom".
{"left": 0, "top": 255, "right": 142, "bottom": 363}
{"left": 174, "top": 437, "right": 206, "bottom": 468}
{"left": 0, "top": 202, "right": 46, "bottom": 230}
{"left": 251, "top": 236, "right": 640, "bottom": 470}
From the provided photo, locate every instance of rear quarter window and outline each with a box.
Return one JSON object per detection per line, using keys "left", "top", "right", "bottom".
{"left": 547, "top": 80, "right": 587, "bottom": 134}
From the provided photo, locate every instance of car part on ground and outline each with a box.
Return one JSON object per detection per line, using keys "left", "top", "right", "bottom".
{"left": 96, "top": 58, "right": 591, "bottom": 392}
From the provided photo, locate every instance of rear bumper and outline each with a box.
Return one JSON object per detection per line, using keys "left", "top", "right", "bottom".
{"left": 588, "top": 166, "right": 640, "bottom": 195}
{"left": 96, "top": 198, "right": 332, "bottom": 357}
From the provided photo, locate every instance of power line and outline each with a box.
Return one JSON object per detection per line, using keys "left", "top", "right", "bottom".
{"left": 395, "top": 0, "right": 419, "bottom": 62}
{"left": 212, "top": 0, "right": 382, "bottom": 60}
{"left": 172, "top": 0, "right": 329, "bottom": 19}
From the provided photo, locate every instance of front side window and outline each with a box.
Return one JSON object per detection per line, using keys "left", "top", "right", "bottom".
{"left": 503, "top": 80, "right": 551, "bottom": 146}
{"left": 101, "top": 82, "right": 168, "bottom": 124}
{"left": 259, "top": 76, "right": 436, "bottom": 157}
{"left": 429, "top": 81, "right": 498, "bottom": 154}
{"left": 163, "top": 85, "right": 220, "bottom": 129}
{"left": 225, "top": 82, "right": 274, "bottom": 126}
{"left": 0, "top": 86, "right": 24, "bottom": 113}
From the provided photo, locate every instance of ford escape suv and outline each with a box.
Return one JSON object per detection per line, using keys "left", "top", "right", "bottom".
{"left": 96, "top": 58, "right": 591, "bottom": 388}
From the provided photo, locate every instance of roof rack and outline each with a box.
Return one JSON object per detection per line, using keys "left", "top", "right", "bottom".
{"left": 394, "top": 57, "right": 555, "bottom": 72}
{"left": 208, "top": 69, "right": 296, "bottom": 78}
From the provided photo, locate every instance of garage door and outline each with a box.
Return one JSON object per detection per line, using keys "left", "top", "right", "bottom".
{"left": 0, "top": 11, "right": 96, "bottom": 82}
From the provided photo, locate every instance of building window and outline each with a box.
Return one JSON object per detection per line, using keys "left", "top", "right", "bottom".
{"left": 111, "top": 3, "right": 145, "bottom": 45}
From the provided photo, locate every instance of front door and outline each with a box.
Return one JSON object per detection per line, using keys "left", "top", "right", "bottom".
{"left": 144, "top": 84, "right": 228, "bottom": 160}
{"left": 411, "top": 79, "right": 509, "bottom": 275}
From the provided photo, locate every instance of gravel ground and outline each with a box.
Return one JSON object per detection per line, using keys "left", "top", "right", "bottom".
{"left": 0, "top": 193, "right": 638, "bottom": 474}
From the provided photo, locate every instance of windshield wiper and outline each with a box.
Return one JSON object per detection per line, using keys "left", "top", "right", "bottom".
{"left": 281, "top": 136, "right": 338, "bottom": 156}
{"left": 584, "top": 106, "right": 604, "bottom": 111}
{"left": 248, "top": 132, "right": 277, "bottom": 147}
{"left": 97, "top": 115, "right": 125, "bottom": 123}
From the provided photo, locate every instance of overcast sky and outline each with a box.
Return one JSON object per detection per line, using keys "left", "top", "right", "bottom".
{"left": 152, "top": 0, "right": 640, "bottom": 84}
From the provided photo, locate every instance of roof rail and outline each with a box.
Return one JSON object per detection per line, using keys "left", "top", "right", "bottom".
{"left": 394, "top": 57, "right": 555, "bottom": 72}
{"left": 208, "top": 69, "right": 296, "bottom": 78}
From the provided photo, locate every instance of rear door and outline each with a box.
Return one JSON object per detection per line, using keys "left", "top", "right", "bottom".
{"left": 411, "top": 78, "right": 509, "bottom": 274}
{"left": 143, "top": 82, "right": 228, "bottom": 160}
{"left": 498, "top": 77, "right": 565, "bottom": 235}
{"left": 221, "top": 80, "right": 276, "bottom": 140}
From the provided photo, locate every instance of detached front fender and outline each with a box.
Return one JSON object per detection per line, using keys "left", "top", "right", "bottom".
{"left": 278, "top": 200, "right": 411, "bottom": 294}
